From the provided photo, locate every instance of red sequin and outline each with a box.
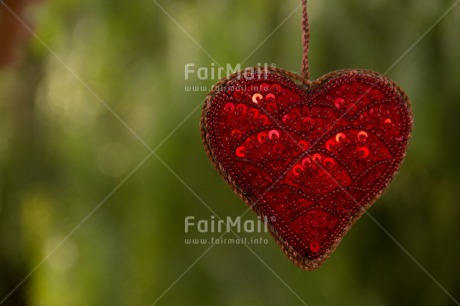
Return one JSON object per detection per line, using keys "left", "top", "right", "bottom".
{"left": 310, "top": 241, "right": 321, "bottom": 253}
{"left": 201, "top": 69, "right": 412, "bottom": 270}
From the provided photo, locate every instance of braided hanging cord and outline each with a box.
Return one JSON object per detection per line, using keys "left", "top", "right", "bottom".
{"left": 301, "top": 0, "right": 310, "bottom": 80}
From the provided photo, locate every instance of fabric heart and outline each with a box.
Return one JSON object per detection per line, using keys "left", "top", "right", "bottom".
{"left": 201, "top": 67, "right": 412, "bottom": 270}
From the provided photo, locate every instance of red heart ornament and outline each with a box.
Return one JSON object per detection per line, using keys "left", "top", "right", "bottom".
{"left": 201, "top": 67, "right": 412, "bottom": 270}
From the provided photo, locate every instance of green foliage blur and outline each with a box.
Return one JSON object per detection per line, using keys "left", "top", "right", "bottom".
{"left": 1, "top": 0, "right": 460, "bottom": 305}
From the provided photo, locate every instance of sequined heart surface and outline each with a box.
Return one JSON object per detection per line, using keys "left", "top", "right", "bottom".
{"left": 201, "top": 67, "right": 412, "bottom": 270}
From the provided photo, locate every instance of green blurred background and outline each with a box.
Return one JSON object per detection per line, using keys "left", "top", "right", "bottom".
{"left": 0, "top": 0, "right": 459, "bottom": 305}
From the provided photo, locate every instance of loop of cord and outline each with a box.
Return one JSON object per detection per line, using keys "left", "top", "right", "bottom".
{"left": 301, "top": 0, "right": 310, "bottom": 80}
